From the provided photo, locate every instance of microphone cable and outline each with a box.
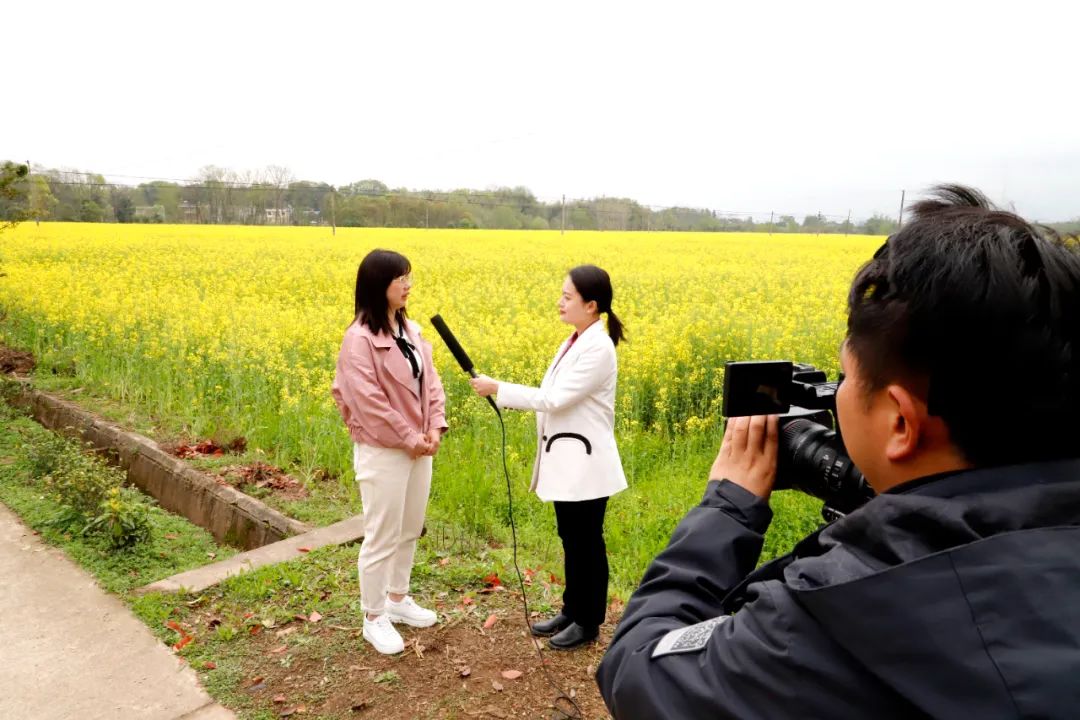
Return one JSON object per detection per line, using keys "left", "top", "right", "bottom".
{"left": 427, "top": 314, "right": 583, "bottom": 717}
{"left": 489, "top": 402, "right": 584, "bottom": 720}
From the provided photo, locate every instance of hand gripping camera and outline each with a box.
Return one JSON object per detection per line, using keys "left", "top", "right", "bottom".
{"left": 722, "top": 361, "right": 875, "bottom": 520}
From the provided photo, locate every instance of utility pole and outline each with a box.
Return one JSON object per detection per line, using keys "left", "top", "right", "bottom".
{"left": 561, "top": 194, "right": 566, "bottom": 235}
{"left": 330, "top": 188, "right": 336, "bottom": 236}
{"left": 897, "top": 189, "right": 906, "bottom": 228}
{"left": 845, "top": 209, "right": 851, "bottom": 235}
{"left": 425, "top": 199, "right": 429, "bottom": 229}
{"left": 27, "top": 159, "right": 39, "bottom": 226}
{"left": 768, "top": 210, "right": 774, "bottom": 236}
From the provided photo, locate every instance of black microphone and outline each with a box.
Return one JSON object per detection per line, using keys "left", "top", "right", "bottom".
{"left": 430, "top": 314, "right": 499, "bottom": 412}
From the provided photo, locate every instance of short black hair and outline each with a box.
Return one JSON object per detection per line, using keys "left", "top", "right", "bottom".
{"left": 353, "top": 249, "right": 411, "bottom": 336}
{"left": 847, "top": 184, "right": 1080, "bottom": 466}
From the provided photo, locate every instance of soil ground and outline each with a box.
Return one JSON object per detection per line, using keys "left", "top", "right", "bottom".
{"left": 192, "top": 587, "right": 618, "bottom": 719}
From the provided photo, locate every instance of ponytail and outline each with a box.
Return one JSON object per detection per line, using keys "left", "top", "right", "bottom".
{"left": 606, "top": 309, "right": 625, "bottom": 347}
{"left": 567, "top": 264, "right": 626, "bottom": 347}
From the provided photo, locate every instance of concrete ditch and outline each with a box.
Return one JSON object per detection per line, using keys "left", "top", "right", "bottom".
{"left": 4, "top": 380, "right": 311, "bottom": 550}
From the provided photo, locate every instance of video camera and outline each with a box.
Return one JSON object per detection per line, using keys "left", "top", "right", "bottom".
{"left": 722, "top": 360, "right": 875, "bottom": 520}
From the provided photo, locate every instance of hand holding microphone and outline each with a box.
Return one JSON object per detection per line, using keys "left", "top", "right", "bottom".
{"left": 470, "top": 375, "right": 499, "bottom": 397}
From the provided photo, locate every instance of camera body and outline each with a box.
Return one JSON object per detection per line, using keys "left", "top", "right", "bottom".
{"left": 722, "top": 360, "right": 875, "bottom": 519}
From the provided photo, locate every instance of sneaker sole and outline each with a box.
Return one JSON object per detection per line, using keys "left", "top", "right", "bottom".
{"left": 386, "top": 613, "right": 437, "bottom": 628}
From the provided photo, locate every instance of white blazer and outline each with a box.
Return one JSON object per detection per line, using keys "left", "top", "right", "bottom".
{"left": 496, "top": 320, "right": 628, "bottom": 502}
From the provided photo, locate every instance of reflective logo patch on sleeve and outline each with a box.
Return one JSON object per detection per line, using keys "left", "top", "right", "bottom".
{"left": 651, "top": 615, "right": 730, "bottom": 658}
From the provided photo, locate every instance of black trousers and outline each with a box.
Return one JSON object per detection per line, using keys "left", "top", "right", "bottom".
{"left": 553, "top": 496, "right": 609, "bottom": 628}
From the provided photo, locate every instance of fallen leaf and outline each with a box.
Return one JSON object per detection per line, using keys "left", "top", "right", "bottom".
{"left": 273, "top": 694, "right": 287, "bottom": 704}
{"left": 491, "top": 680, "right": 504, "bottom": 692}
{"left": 164, "top": 533, "right": 179, "bottom": 540}
{"left": 269, "top": 645, "right": 288, "bottom": 654}
{"left": 458, "top": 666, "right": 471, "bottom": 677}
{"left": 586, "top": 664, "right": 595, "bottom": 676}
{"left": 461, "top": 596, "right": 474, "bottom": 606}
{"left": 203, "top": 661, "right": 217, "bottom": 670}
{"left": 438, "top": 557, "right": 450, "bottom": 566}
{"left": 483, "top": 614, "right": 498, "bottom": 629}
{"left": 500, "top": 669, "right": 522, "bottom": 680}
{"left": 483, "top": 573, "right": 502, "bottom": 587}
{"left": 297, "top": 547, "right": 311, "bottom": 553}
{"left": 276, "top": 627, "right": 297, "bottom": 638}
{"left": 173, "top": 635, "right": 193, "bottom": 651}
{"left": 249, "top": 624, "right": 262, "bottom": 636}
{"left": 262, "top": 618, "right": 277, "bottom": 629}
{"left": 309, "top": 611, "right": 323, "bottom": 623}
{"left": 483, "top": 705, "right": 508, "bottom": 718}
{"left": 207, "top": 552, "right": 217, "bottom": 559}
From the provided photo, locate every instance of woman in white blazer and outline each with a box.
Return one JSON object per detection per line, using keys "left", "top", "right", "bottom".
{"left": 471, "top": 265, "right": 627, "bottom": 649}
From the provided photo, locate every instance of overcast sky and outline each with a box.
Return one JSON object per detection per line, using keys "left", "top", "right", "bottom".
{"left": 4, "top": 0, "right": 1078, "bottom": 221}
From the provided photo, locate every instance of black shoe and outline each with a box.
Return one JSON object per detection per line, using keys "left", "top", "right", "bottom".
{"left": 531, "top": 613, "right": 572, "bottom": 638}
{"left": 548, "top": 622, "right": 599, "bottom": 650}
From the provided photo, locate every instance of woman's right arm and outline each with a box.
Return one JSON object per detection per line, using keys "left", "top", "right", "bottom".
{"left": 334, "top": 333, "right": 428, "bottom": 454}
{"left": 495, "top": 343, "right": 612, "bottom": 413}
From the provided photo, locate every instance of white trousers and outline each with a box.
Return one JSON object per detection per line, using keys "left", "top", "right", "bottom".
{"left": 353, "top": 443, "right": 433, "bottom": 615}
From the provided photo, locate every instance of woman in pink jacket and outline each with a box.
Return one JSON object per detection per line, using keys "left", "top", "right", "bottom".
{"left": 331, "top": 249, "right": 448, "bottom": 655}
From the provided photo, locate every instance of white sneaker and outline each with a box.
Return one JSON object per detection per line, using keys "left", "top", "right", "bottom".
{"left": 385, "top": 595, "right": 438, "bottom": 628}
{"left": 363, "top": 613, "right": 404, "bottom": 654}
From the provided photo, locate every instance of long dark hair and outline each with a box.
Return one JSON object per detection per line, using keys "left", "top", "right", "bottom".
{"left": 568, "top": 264, "right": 625, "bottom": 346}
{"left": 353, "top": 249, "right": 411, "bottom": 336}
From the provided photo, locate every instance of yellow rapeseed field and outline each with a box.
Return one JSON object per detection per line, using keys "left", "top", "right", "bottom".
{"left": 0, "top": 222, "right": 884, "bottom": 588}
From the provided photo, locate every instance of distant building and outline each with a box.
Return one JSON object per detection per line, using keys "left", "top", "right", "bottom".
{"left": 265, "top": 206, "right": 292, "bottom": 224}
{"left": 134, "top": 205, "right": 166, "bottom": 222}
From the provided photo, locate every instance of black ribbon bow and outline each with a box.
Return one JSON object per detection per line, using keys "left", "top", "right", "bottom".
{"left": 394, "top": 329, "right": 420, "bottom": 379}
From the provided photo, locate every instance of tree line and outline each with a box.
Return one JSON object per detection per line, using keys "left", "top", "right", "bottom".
{"left": 7, "top": 160, "right": 1054, "bottom": 236}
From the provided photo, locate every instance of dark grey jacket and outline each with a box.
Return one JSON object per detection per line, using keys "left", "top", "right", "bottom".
{"left": 597, "top": 460, "right": 1080, "bottom": 719}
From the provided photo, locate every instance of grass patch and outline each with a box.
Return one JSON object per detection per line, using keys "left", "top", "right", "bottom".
{"left": 0, "top": 403, "right": 236, "bottom": 594}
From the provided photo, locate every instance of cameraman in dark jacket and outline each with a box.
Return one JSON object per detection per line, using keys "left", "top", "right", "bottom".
{"left": 596, "top": 185, "right": 1080, "bottom": 719}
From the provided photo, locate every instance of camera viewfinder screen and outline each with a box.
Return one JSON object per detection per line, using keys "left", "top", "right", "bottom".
{"left": 722, "top": 360, "right": 793, "bottom": 417}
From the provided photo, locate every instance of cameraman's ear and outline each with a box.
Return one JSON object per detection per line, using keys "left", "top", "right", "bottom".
{"left": 884, "top": 384, "right": 926, "bottom": 462}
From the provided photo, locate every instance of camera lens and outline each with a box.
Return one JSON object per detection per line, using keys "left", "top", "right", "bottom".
{"left": 778, "top": 418, "right": 873, "bottom": 514}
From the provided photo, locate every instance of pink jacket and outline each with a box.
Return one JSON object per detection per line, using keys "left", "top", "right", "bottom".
{"left": 331, "top": 318, "right": 448, "bottom": 453}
